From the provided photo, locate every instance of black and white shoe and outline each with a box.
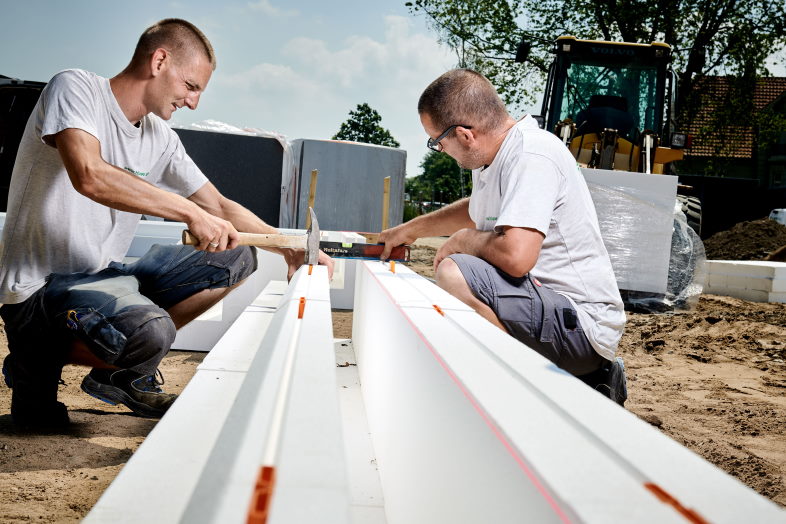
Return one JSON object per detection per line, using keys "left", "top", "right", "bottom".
{"left": 81, "top": 369, "right": 177, "bottom": 418}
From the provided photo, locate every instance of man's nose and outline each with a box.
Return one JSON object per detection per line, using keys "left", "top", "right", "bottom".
{"left": 185, "top": 92, "right": 201, "bottom": 110}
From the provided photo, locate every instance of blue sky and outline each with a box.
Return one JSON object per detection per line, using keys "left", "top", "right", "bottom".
{"left": 1, "top": 0, "right": 464, "bottom": 177}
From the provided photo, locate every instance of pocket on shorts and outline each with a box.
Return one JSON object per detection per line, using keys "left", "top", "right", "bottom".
{"left": 61, "top": 308, "right": 127, "bottom": 364}
{"left": 495, "top": 289, "right": 538, "bottom": 323}
{"left": 495, "top": 281, "right": 541, "bottom": 345}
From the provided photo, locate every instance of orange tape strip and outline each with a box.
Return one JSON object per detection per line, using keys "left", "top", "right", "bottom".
{"left": 308, "top": 264, "right": 313, "bottom": 275}
{"left": 246, "top": 465, "right": 276, "bottom": 524}
{"left": 390, "top": 260, "right": 396, "bottom": 273}
{"left": 433, "top": 304, "right": 445, "bottom": 316}
{"left": 298, "top": 297, "right": 306, "bottom": 319}
{"left": 644, "top": 483, "right": 710, "bottom": 524}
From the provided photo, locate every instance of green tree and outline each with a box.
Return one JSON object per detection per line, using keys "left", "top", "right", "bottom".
{"left": 405, "top": 0, "right": 786, "bottom": 116}
{"left": 406, "top": 150, "right": 472, "bottom": 209}
{"left": 332, "top": 103, "right": 401, "bottom": 147}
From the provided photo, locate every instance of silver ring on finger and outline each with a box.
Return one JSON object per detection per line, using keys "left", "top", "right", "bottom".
{"left": 209, "top": 241, "right": 219, "bottom": 247}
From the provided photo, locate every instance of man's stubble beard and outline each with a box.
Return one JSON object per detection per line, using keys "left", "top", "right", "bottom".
{"left": 456, "top": 146, "right": 485, "bottom": 171}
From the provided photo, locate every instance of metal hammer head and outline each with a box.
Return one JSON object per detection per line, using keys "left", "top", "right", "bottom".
{"left": 305, "top": 207, "right": 320, "bottom": 265}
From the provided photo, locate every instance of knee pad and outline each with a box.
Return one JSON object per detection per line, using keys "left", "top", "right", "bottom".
{"left": 122, "top": 306, "right": 176, "bottom": 354}
{"left": 102, "top": 306, "right": 175, "bottom": 369}
{"left": 126, "top": 310, "right": 177, "bottom": 352}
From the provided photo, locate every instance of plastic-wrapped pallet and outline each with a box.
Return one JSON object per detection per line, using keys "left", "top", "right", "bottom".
{"left": 581, "top": 168, "right": 706, "bottom": 310}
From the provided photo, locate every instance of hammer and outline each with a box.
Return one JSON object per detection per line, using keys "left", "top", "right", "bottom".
{"left": 182, "top": 207, "right": 321, "bottom": 265}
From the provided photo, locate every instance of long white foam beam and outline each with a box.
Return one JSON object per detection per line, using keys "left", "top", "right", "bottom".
{"left": 353, "top": 261, "right": 785, "bottom": 523}
{"left": 84, "top": 265, "right": 349, "bottom": 523}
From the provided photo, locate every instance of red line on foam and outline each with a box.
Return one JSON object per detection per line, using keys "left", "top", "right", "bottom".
{"left": 362, "top": 263, "right": 573, "bottom": 524}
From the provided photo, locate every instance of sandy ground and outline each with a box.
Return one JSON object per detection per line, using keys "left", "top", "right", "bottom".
{"left": 1, "top": 238, "right": 785, "bottom": 520}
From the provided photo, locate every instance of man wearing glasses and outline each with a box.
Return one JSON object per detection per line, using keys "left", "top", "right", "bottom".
{"left": 379, "top": 69, "right": 627, "bottom": 404}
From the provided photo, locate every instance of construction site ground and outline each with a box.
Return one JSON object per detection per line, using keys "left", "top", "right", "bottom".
{"left": 1, "top": 225, "right": 786, "bottom": 521}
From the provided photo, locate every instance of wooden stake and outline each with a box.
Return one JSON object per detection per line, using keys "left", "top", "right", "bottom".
{"left": 381, "top": 176, "right": 391, "bottom": 231}
{"left": 306, "top": 169, "right": 318, "bottom": 229}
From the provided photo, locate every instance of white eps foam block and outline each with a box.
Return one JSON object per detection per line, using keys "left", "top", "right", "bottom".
{"left": 706, "top": 260, "right": 786, "bottom": 303}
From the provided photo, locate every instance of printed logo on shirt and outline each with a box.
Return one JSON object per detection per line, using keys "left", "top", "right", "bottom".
{"left": 486, "top": 216, "right": 498, "bottom": 221}
{"left": 124, "top": 166, "right": 149, "bottom": 177}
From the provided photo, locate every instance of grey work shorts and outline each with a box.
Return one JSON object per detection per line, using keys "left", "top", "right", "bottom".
{"left": 0, "top": 244, "right": 257, "bottom": 374}
{"left": 449, "top": 254, "right": 604, "bottom": 376}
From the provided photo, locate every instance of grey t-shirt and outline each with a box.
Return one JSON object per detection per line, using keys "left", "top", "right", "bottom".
{"left": 0, "top": 69, "right": 208, "bottom": 304}
{"left": 468, "top": 116, "right": 625, "bottom": 360}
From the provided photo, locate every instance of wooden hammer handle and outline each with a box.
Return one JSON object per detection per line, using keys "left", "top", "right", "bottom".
{"left": 182, "top": 230, "right": 306, "bottom": 249}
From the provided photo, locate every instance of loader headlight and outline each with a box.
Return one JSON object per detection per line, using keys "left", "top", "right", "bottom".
{"left": 670, "top": 133, "right": 688, "bottom": 149}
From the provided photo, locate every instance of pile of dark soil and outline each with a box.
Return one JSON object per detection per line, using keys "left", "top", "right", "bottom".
{"left": 703, "top": 218, "right": 786, "bottom": 260}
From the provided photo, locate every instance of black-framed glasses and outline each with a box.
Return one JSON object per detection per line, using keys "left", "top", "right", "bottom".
{"left": 427, "top": 124, "right": 472, "bottom": 152}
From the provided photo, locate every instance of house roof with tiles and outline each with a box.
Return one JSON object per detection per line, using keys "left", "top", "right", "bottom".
{"left": 683, "top": 76, "right": 786, "bottom": 159}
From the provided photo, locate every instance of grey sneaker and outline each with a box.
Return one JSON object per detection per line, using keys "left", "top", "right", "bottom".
{"left": 579, "top": 357, "right": 628, "bottom": 407}
{"left": 607, "top": 357, "right": 628, "bottom": 406}
{"left": 81, "top": 369, "right": 177, "bottom": 418}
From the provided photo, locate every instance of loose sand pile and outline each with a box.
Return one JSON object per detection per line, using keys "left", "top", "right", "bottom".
{"left": 703, "top": 217, "right": 786, "bottom": 261}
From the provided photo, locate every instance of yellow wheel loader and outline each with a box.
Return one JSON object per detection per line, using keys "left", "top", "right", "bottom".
{"left": 524, "top": 36, "right": 701, "bottom": 235}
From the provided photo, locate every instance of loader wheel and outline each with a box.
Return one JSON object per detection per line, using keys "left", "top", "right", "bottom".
{"left": 676, "top": 195, "right": 702, "bottom": 237}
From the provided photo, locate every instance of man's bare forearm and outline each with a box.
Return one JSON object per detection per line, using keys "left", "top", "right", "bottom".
{"left": 406, "top": 198, "right": 474, "bottom": 237}
{"left": 57, "top": 129, "right": 203, "bottom": 224}
{"left": 435, "top": 226, "right": 543, "bottom": 277}
{"left": 208, "top": 196, "right": 277, "bottom": 235}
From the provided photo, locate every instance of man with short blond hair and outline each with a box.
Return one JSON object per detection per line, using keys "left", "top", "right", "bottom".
{"left": 0, "top": 18, "right": 331, "bottom": 428}
{"left": 380, "top": 69, "right": 627, "bottom": 403}
{"left": 130, "top": 18, "right": 217, "bottom": 70}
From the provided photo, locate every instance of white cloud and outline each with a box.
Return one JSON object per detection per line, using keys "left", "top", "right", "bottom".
{"left": 247, "top": 0, "right": 298, "bottom": 17}
{"left": 204, "top": 15, "right": 456, "bottom": 176}
{"left": 219, "top": 63, "right": 309, "bottom": 93}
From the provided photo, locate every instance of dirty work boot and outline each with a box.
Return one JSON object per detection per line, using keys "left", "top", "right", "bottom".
{"left": 81, "top": 369, "right": 177, "bottom": 418}
{"left": 4, "top": 352, "right": 70, "bottom": 428}
{"left": 578, "top": 357, "right": 628, "bottom": 407}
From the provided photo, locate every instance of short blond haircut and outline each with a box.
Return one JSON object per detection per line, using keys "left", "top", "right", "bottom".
{"left": 418, "top": 69, "right": 508, "bottom": 133}
{"left": 131, "top": 18, "right": 216, "bottom": 70}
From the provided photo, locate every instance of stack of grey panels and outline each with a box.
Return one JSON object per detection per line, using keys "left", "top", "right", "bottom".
{"left": 281, "top": 139, "right": 406, "bottom": 232}
{"left": 175, "top": 128, "right": 284, "bottom": 227}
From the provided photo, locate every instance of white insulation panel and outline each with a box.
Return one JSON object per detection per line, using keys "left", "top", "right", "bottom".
{"left": 706, "top": 260, "right": 786, "bottom": 303}
{"left": 582, "top": 168, "right": 677, "bottom": 294}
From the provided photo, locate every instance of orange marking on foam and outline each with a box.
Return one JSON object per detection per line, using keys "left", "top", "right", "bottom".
{"left": 390, "top": 260, "right": 396, "bottom": 273}
{"left": 433, "top": 304, "right": 445, "bottom": 316}
{"left": 644, "top": 483, "right": 710, "bottom": 524}
{"left": 308, "top": 264, "right": 313, "bottom": 275}
{"left": 297, "top": 297, "right": 306, "bottom": 319}
{"left": 247, "top": 465, "right": 276, "bottom": 524}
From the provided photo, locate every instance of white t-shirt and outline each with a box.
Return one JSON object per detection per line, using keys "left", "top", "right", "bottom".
{"left": 469, "top": 116, "right": 625, "bottom": 360}
{"left": 0, "top": 69, "right": 208, "bottom": 304}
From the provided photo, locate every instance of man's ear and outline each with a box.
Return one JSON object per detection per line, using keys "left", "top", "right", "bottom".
{"left": 456, "top": 125, "right": 475, "bottom": 145}
{"left": 149, "top": 48, "right": 170, "bottom": 77}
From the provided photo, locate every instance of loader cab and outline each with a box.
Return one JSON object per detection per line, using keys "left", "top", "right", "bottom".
{"left": 538, "top": 36, "right": 684, "bottom": 174}
{"left": 542, "top": 36, "right": 674, "bottom": 141}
